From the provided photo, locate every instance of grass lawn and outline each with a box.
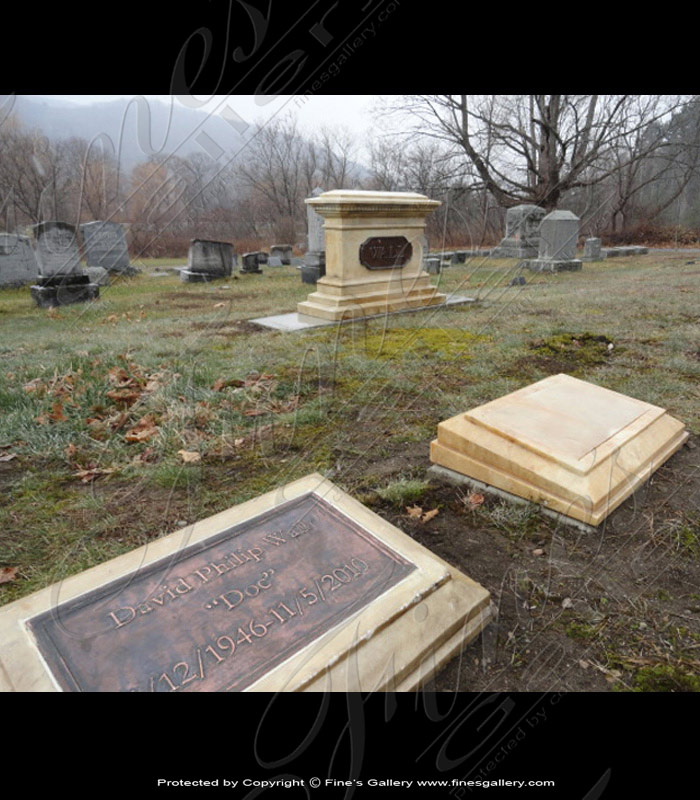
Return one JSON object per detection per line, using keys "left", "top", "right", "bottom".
{"left": 1, "top": 253, "right": 699, "bottom": 692}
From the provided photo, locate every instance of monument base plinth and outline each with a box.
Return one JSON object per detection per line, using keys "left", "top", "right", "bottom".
{"left": 298, "top": 273, "right": 447, "bottom": 321}
{"left": 30, "top": 280, "right": 99, "bottom": 308}
{"left": 489, "top": 242, "right": 539, "bottom": 259}
{"left": 179, "top": 269, "right": 229, "bottom": 283}
{"left": 430, "top": 374, "right": 689, "bottom": 527}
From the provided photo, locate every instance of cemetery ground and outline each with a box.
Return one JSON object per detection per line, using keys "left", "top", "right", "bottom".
{"left": 1, "top": 252, "right": 699, "bottom": 693}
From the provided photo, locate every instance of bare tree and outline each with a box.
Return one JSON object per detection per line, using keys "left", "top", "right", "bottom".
{"left": 382, "top": 95, "right": 695, "bottom": 210}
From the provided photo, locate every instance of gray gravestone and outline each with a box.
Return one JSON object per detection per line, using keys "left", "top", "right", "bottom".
{"left": 302, "top": 187, "right": 326, "bottom": 284}
{"left": 241, "top": 252, "right": 265, "bottom": 274}
{"left": 270, "top": 244, "right": 293, "bottom": 264}
{"left": 29, "top": 221, "right": 99, "bottom": 307}
{"left": 582, "top": 237, "right": 602, "bottom": 262}
{"left": 80, "top": 221, "right": 132, "bottom": 273}
{"left": 87, "top": 266, "right": 110, "bottom": 286}
{"left": 0, "top": 234, "right": 38, "bottom": 286}
{"left": 32, "top": 221, "right": 83, "bottom": 276}
{"left": 180, "top": 239, "right": 234, "bottom": 282}
{"left": 424, "top": 257, "right": 441, "bottom": 274}
{"left": 490, "top": 205, "right": 546, "bottom": 258}
{"left": 267, "top": 256, "right": 284, "bottom": 267}
{"left": 524, "top": 210, "right": 582, "bottom": 272}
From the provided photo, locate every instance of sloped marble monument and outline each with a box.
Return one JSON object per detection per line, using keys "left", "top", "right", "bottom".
{"left": 430, "top": 374, "right": 688, "bottom": 527}
{"left": 490, "top": 204, "right": 546, "bottom": 258}
{"left": 297, "top": 190, "right": 447, "bottom": 321}
{"left": 180, "top": 239, "right": 235, "bottom": 282}
{"left": 0, "top": 474, "right": 490, "bottom": 692}
{"left": 0, "top": 234, "right": 38, "bottom": 286}
{"left": 525, "top": 210, "right": 582, "bottom": 272}
{"left": 80, "top": 221, "right": 134, "bottom": 274}
{"left": 29, "top": 221, "right": 99, "bottom": 308}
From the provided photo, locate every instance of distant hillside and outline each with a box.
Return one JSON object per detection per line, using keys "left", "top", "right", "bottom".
{"left": 2, "top": 95, "right": 251, "bottom": 170}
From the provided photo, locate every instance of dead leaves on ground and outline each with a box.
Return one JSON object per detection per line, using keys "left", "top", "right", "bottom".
{"left": 406, "top": 505, "right": 440, "bottom": 523}
{"left": 124, "top": 414, "right": 159, "bottom": 443}
{"left": 460, "top": 491, "right": 486, "bottom": 510}
{"left": 0, "top": 567, "right": 19, "bottom": 585}
{"left": 177, "top": 449, "right": 201, "bottom": 463}
{"left": 63, "top": 443, "right": 116, "bottom": 483}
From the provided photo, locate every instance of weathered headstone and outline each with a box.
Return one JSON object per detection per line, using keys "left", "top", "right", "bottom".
{"left": 490, "top": 204, "right": 546, "bottom": 258}
{"left": 79, "top": 221, "right": 133, "bottom": 274}
{"left": 424, "top": 257, "right": 441, "bottom": 274}
{"left": 524, "top": 210, "right": 582, "bottom": 272}
{"left": 430, "top": 374, "right": 688, "bottom": 527}
{"left": 298, "top": 190, "right": 446, "bottom": 321}
{"left": 87, "top": 266, "right": 110, "bottom": 286}
{"left": 0, "top": 234, "right": 38, "bottom": 287}
{"left": 29, "top": 221, "right": 99, "bottom": 308}
{"left": 270, "top": 244, "right": 293, "bottom": 265}
{"left": 240, "top": 252, "right": 266, "bottom": 274}
{"left": 302, "top": 187, "right": 326, "bottom": 284}
{"left": 582, "top": 237, "right": 602, "bottom": 262}
{"left": 180, "top": 239, "right": 235, "bottom": 283}
{"left": 267, "top": 256, "right": 284, "bottom": 268}
{"left": 452, "top": 251, "right": 467, "bottom": 264}
{"left": 0, "top": 474, "right": 491, "bottom": 692}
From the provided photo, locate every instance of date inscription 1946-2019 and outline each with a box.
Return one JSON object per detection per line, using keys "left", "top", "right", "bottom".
{"left": 27, "top": 494, "right": 416, "bottom": 692}
{"left": 359, "top": 236, "right": 413, "bottom": 270}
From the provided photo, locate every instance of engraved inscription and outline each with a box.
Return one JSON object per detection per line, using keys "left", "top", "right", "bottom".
{"left": 359, "top": 236, "right": 412, "bottom": 269}
{"left": 27, "top": 495, "right": 416, "bottom": 692}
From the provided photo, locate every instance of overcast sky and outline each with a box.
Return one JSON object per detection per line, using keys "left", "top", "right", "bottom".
{"left": 43, "top": 94, "right": 383, "bottom": 139}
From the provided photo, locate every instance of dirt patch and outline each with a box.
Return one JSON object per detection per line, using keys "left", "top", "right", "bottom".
{"left": 359, "top": 435, "right": 700, "bottom": 692}
{"left": 505, "top": 332, "right": 616, "bottom": 378}
{"left": 190, "top": 320, "right": 266, "bottom": 335}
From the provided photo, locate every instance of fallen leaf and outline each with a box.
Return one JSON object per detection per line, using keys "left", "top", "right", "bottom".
{"left": 422, "top": 508, "right": 440, "bottom": 523}
{"left": 406, "top": 505, "right": 423, "bottom": 518}
{"left": 0, "top": 453, "right": 17, "bottom": 462}
{"left": 532, "top": 548, "right": 545, "bottom": 556}
{"left": 212, "top": 377, "right": 245, "bottom": 392}
{"left": 73, "top": 467, "right": 115, "bottom": 483}
{"left": 48, "top": 401, "right": 67, "bottom": 422}
{"left": 125, "top": 414, "right": 159, "bottom": 443}
{"left": 23, "top": 378, "right": 46, "bottom": 395}
{"left": 0, "top": 567, "right": 19, "bottom": 585}
{"left": 64, "top": 443, "right": 77, "bottom": 461}
{"left": 213, "top": 302, "right": 226, "bottom": 308}
{"left": 105, "top": 388, "right": 141, "bottom": 407}
{"left": 178, "top": 449, "right": 202, "bottom": 463}
{"left": 132, "top": 447, "right": 156, "bottom": 464}
{"left": 467, "top": 492, "right": 485, "bottom": 507}
{"left": 562, "top": 597, "right": 574, "bottom": 609}
{"left": 243, "top": 407, "right": 269, "bottom": 417}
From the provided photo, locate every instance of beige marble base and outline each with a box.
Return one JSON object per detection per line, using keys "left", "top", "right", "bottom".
{"left": 297, "top": 273, "right": 447, "bottom": 321}
{"left": 0, "top": 473, "right": 490, "bottom": 692}
{"left": 430, "top": 374, "right": 688, "bottom": 526}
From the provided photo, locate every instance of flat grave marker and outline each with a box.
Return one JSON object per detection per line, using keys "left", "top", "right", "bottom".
{"left": 0, "top": 474, "right": 490, "bottom": 692}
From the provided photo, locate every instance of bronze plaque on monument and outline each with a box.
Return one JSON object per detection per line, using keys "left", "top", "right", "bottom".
{"left": 27, "top": 494, "right": 416, "bottom": 692}
{"left": 359, "top": 236, "right": 413, "bottom": 269}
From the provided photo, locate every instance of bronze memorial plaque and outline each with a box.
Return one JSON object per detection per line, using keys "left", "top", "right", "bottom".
{"left": 27, "top": 494, "right": 417, "bottom": 692}
{"left": 359, "top": 236, "right": 413, "bottom": 269}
